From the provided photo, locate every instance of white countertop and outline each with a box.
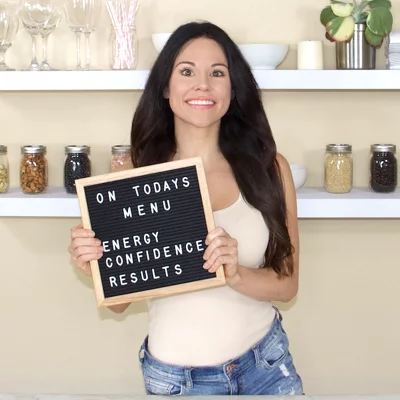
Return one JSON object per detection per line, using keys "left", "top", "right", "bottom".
{"left": 1, "top": 394, "right": 400, "bottom": 400}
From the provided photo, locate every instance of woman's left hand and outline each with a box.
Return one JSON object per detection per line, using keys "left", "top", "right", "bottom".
{"left": 203, "top": 227, "right": 239, "bottom": 282}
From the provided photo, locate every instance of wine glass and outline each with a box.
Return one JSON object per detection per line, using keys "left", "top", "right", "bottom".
{"left": 18, "top": 0, "right": 54, "bottom": 71}
{"left": 82, "top": 0, "right": 101, "bottom": 69}
{"left": 39, "top": 5, "right": 63, "bottom": 70}
{"left": 64, "top": 0, "right": 102, "bottom": 70}
{"left": 0, "top": 2, "right": 19, "bottom": 71}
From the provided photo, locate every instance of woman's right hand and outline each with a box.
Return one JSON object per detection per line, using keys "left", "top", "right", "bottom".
{"left": 68, "top": 224, "right": 103, "bottom": 276}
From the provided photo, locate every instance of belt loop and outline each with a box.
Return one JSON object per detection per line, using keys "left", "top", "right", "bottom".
{"left": 252, "top": 344, "right": 262, "bottom": 367}
{"left": 274, "top": 306, "right": 283, "bottom": 321}
{"left": 184, "top": 367, "right": 193, "bottom": 389}
{"left": 138, "top": 338, "right": 146, "bottom": 365}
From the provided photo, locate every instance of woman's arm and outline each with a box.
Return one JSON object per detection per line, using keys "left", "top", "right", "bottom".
{"left": 203, "top": 153, "right": 300, "bottom": 303}
{"left": 228, "top": 153, "right": 300, "bottom": 302}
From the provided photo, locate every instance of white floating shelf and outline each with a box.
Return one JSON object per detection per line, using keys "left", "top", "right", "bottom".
{"left": 296, "top": 187, "right": 400, "bottom": 219}
{"left": 0, "top": 70, "right": 150, "bottom": 91}
{"left": 1, "top": 187, "right": 400, "bottom": 219}
{"left": 1, "top": 70, "right": 400, "bottom": 91}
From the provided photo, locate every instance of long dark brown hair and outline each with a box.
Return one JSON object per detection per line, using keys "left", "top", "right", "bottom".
{"left": 131, "top": 21, "right": 294, "bottom": 277}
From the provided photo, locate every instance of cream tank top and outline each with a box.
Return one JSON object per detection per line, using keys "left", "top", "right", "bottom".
{"left": 146, "top": 192, "right": 276, "bottom": 366}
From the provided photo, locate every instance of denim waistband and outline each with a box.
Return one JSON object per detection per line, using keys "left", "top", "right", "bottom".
{"left": 139, "top": 307, "right": 283, "bottom": 382}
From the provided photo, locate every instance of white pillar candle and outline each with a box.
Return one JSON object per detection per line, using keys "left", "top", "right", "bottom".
{"left": 297, "top": 40, "right": 324, "bottom": 70}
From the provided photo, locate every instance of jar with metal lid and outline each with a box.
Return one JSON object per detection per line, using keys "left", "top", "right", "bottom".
{"left": 370, "top": 144, "right": 397, "bottom": 193}
{"left": 111, "top": 145, "right": 133, "bottom": 172}
{"left": 0, "top": 145, "right": 9, "bottom": 194}
{"left": 20, "top": 145, "right": 48, "bottom": 194}
{"left": 64, "top": 145, "right": 92, "bottom": 194}
{"left": 324, "top": 144, "right": 353, "bottom": 194}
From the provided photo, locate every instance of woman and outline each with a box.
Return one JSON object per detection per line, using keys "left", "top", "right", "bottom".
{"left": 68, "top": 21, "right": 303, "bottom": 396}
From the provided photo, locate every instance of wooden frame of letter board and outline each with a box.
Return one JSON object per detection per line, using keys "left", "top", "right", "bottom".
{"left": 75, "top": 157, "right": 226, "bottom": 307}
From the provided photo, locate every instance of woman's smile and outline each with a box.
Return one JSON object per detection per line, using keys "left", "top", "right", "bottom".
{"left": 185, "top": 97, "right": 216, "bottom": 110}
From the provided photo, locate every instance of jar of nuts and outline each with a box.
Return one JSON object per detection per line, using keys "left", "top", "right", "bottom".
{"left": 20, "top": 145, "right": 48, "bottom": 194}
{"left": 111, "top": 145, "right": 133, "bottom": 172}
{"left": 0, "top": 145, "right": 9, "bottom": 194}
{"left": 324, "top": 144, "right": 353, "bottom": 194}
{"left": 370, "top": 144, "right": 397, "bottom": 193}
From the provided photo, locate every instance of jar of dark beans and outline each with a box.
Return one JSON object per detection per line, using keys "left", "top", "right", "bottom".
{"left": 64, "top": 145, "right": 91, "bottom": 194}
{"left": 370, "top": 144, "right": 397, "bottom": 193}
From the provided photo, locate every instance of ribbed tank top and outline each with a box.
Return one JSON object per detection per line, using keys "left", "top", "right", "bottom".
{"left": 146, "top": 192, "right": 275, "bottom": 366}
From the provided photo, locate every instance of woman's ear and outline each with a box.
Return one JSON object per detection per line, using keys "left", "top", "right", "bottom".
{"left": 163, "top": 88, "right": 169, "bottom": 99}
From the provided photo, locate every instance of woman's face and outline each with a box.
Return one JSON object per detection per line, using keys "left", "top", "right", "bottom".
{"left": 167, "top": 37, "right": 232, "bottom": 129}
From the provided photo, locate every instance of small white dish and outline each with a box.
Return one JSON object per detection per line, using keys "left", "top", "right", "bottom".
{"left": 152, "top": 33, "right": 172, "bottom": 53}
{"left": 290, "top": 164, "right": 307, "bottom": 190}
{"left": 238, "top": 43, "right": 289, "bottom": 70}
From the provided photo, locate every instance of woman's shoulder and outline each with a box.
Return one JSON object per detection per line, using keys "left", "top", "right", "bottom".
{"left": 275, "top": 153, "right": 291, "bottom": 176}
{"left": 274, "top": 153, "right": 296, "bottom": 192}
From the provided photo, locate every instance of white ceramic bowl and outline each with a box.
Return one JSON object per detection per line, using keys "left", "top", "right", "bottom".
{"left": 152, "top": 33, "right": 172, "bottom": 53}
{"left": 290, "top": 164, "right": 307, "bottom": 190}
{"left": 238, "top": 44, "right": 289, "bottom": 70}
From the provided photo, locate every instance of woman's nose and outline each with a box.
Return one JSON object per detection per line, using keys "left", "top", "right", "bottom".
{"left": 193, "top": 74, "right": 211, "bottom": 91}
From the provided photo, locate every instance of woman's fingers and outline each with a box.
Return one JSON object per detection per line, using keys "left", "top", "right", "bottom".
{"left": 69, "top": 224, "right": 102, "bottom": 277}
{"left": 204, "top": 245, "right": 237, "bottom": 272}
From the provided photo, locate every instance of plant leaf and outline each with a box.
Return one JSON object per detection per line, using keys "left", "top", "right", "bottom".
{"left": 325, "top": 31, "right": 336, "bottom": 42}
{"left": 327, "top": 16, "right": 355, "bottom": 41}
{"left": 366, "top": 7, "right": 393, "bottom": 35}
{"left": 358, "top": 11, "right": 368, "bottom": 23}
{"left": 321, "top": 6, "right": 337, "bottom": 25}
{"left": 367, "top": 0, "right": 391, "bottom": 9}
{"left": 331, "top": 0, "right": 355, "bottom": 17}
{"left": 365, "top": 26, "right": 385, "bottom": 46}
{"left": 359, "top": 0, "right": 370, "bottom": 9}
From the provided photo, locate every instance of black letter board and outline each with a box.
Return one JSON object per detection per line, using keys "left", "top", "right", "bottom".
{"left": 75, "top": 157, "right": 226, "bottom": 307}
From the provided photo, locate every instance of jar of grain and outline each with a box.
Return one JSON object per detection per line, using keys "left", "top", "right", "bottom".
{"left": 20, "top": 145, "right": 48, "bottom": 194}
{"left": 370, "top": 144, "right": 397, "bottom": 193}
{"left": 324, "top": 144, "right": 353, "bottom": 194}
{"left": 0, "top": 145, "right": 9, "bottom": 194}
{"left": 111, "top": 145, "right": 133, "bottom": 172}
{"left": 64, "top": 145, "right": 91, "bottom": 194}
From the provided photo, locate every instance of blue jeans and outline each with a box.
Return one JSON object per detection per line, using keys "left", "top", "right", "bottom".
{"left": 138, "top": 310, "right": 303, "bottom": 395}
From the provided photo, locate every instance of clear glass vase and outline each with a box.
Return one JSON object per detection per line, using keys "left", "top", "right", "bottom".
{"left": 109, "top": 25, "right": 138, "bottom": 70}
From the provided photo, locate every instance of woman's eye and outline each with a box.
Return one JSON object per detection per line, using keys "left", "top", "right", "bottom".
{"left": 181, "top": 68, "right": 193, "bottom": 76}
{"left": 212, "top": 70, "right": 225, "bottom": 77}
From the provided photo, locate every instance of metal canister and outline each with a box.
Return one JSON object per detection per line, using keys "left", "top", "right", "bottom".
{"left": 336, "top": 24, "right": 376, "bottom": 70}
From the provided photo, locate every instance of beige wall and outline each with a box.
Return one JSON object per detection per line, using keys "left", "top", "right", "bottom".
{"left": 1, "top": 0, "right": 400, "bottom": 395}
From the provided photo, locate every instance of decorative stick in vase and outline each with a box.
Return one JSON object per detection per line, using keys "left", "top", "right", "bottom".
{"left": 107, "top": 0, "right": 140, "bottom": 70}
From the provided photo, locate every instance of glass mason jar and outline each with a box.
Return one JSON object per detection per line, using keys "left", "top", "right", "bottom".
{"left": 370, "top": 144, "right": 397, "bottom": 193}
{"left": 111, "top": 145, "right": 133, "bottom": 172}
{"left": 20, "top": 145, "right": 48, "bottom": 194}
{"left": 324, "top": 144, "right": 353, "bottom": 194}
{"left": 109, "top": 25, "right": 138, "bottom": 70}
{"left": 64, "top": 145, "right": 91, "bottom": 194}
{"left": 0, "top": 145, "right": 9, "bottom": 194}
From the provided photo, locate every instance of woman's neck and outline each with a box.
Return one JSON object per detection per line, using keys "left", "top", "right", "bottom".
{"left": 173, "top": 119, "right": 224, "bottom": 169}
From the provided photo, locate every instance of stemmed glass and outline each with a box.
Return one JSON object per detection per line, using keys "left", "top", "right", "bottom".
{"left": 64, "top": 0, "right": 102, "bottom": 70}
{"left": 18, "top": 0, "right": 55, "bottom": 71}
{"left": 82, "top": 0, "right": 101, "bottom": 69}
{"left": 39, "top": 4, "right": 62, "bottom": 70}
{"left": 0, "top": 2, "right": 19, "bottom": 71}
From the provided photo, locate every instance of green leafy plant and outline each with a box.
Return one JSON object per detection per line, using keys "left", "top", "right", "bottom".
{"left": 320, "top": 0, "right": 393, "bottom": 47}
